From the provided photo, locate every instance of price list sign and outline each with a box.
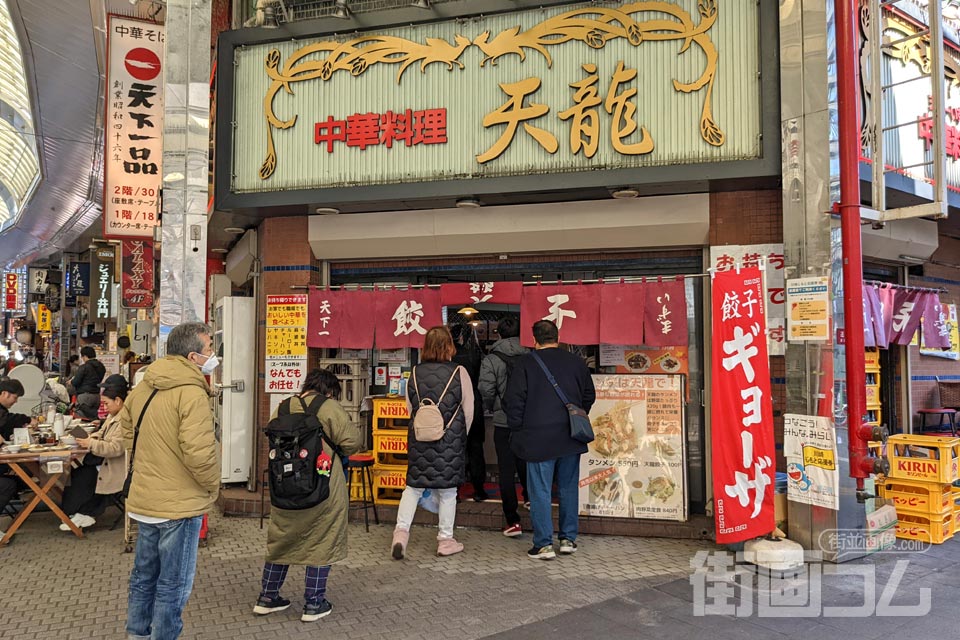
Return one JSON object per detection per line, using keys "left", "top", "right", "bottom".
{"left": 265, "top": 294, "right": 308, "bottom": 393}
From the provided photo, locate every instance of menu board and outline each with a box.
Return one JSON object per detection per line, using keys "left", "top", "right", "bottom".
{"left": 599, "top": 343, "right": 688, "bottom": 375}
{"left": 579, "top": 374, "right": 686, "bottom": 521}
{"left": 265, "top": 295, "right": 308, "bottom": 393}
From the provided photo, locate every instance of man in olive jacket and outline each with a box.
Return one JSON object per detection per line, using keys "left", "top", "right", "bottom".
{"left": 121, "top": 322, "right": 221, "bottom": 640}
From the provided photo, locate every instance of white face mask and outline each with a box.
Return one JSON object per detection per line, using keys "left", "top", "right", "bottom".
{"left": 200, "top": 354, "right": 220, "bottom": 376}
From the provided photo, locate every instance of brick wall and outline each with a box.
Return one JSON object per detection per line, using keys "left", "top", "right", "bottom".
{"left": 908, "top": 233, "right": 960, "bottom": 428}
{"left": 710, "top": 189, "right": 787, "bottom": 468}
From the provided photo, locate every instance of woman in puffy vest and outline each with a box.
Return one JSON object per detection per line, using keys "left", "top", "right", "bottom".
{"left": 391, "top": 326, "right": 474, "bottom": 559}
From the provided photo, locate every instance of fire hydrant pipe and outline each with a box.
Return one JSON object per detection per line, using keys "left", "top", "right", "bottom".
{"left": 836, "top": 0, "right": 869, "bottom": 485}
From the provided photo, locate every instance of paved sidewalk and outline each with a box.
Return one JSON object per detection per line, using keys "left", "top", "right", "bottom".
{"left": 0, "top": 510, "right": 707, "bottom": 639}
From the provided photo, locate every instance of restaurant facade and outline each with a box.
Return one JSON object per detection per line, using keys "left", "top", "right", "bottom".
{"left": 212, "top": 0, "right": 783, "bottom": 538}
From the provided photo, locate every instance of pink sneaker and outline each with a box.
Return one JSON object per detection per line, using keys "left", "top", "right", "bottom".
{"left": 391, "top": 528, "right": 409, "bottom": 560}
{"left": 437, "top": 537, "right": 464, "bottom": 557}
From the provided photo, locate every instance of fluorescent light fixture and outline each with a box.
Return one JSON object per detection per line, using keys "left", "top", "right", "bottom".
{"left": 223, "top": 227, "right": 245, "bottom": 234}
{"left": 211, "top": 248, "right": 229, "bottom": 254}
{"left": 611, "top": 187, "right": 639, "bottom": 199}
{"left": 898, "top": 254, "right": 926, "bottom": 264}
{"left": 315, "top": 207, "right": 340, "bottom": 215}
{"left": 456, "top": 198, "right": 481, "bottom": 209}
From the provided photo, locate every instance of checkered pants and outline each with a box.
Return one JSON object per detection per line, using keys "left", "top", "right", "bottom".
{"left": 260, "top": 562, "right": 331, "bottom": 606}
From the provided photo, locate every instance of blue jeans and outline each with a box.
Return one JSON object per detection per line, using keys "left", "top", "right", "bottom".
{"left": 126, "top": 515, "right": 204, "bottom": 640}
{"left": 526, "top": 454, "right": 581, "bottom": 549}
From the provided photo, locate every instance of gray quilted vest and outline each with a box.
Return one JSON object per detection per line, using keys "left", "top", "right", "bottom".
{"left": 406, "top": 362, "right": 467, "bottom": 489}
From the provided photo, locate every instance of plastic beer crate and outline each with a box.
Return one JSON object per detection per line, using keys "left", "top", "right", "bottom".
{"left": 887, "top": 435, "right": 960, "bottom": 484}
{"left": 894, "top": 511, "right": 954, "bottom": 544}
{"left": 372, "top": 397, "right": 409, "bottom": 431}
{"left": 373, "top": 464, "right": 407, "bottom": 505}
{"left": 374, "top": 431, "right": 408, "bottom": 466}
{"left": 876, "top": 478, "right": 954, "bottom": 515}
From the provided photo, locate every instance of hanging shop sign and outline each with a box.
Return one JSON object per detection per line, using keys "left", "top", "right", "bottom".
{"left": 709, "top": 244, "right": 785, "bottom": 355}
{"left": 920, "top": 303, "right": 959, "bottom": 360}
{"left": 785, "top": 276, "right": 830, "bottom": 342}
{"left": 27, "top": 268, "right": 47, "bottom": 295}
{"left": 373, "top": 288, "right": 443, "bottom": 350}
{"left": 67, "top": 262, "right": 90, "bottom": 297}
{"left": 91, "top": 245, "right": 117, "bottom": 321}
{"left": 439, "top": 282, "right": 523, "bottom": 306}
{"left": 4, "top": 272, "right": 19, "bottom": 313}
{"left": 598, "top": 344, "right": 688, "bottom": 376}
{"left": 265, "top": 294, "right": 308, "bottom": 393}
{"left": 862, "top": 284, "right": 943, "bottom": 348}
{"left": 783, "top": 414, "right": 839, "bottom": 511}
{"left": 37, "top": 304, "right": 52, "bottom": 333}
{"left": 103, "top": 15, "right": 164, "bottom": 239}
{"left": 230, "top": 1, "right": 760, "bottom": 193}
{"left": 520, "top": 283, "right": 600, "bottom": 346}
{"left": 710, "top": 266, "right": 775, "bottom": 544}
{"left": 120, "top": 240, "right": 156, "bottom": 308}
{"left": 579, "top": 374, "right": 686, "bottom": 521}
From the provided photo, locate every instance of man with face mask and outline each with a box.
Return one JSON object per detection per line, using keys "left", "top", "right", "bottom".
{"left": 120, "top": 322, "right": 221, "bottom": 640}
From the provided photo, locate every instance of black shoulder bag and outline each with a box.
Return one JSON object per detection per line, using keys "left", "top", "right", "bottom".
{"left": 531, "top": 352, "right": 595, "bottom": 444}
{"left": 123, "top": 389, "right": 160, "bottom": 498}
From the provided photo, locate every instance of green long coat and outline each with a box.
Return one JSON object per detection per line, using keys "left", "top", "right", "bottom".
{"left": 265, "top": 394, "right": 363, "bottom": 566}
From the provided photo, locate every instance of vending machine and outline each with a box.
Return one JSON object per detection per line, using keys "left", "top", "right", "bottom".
{"left": 212, "top": 297, "right": 256, "bottom": 483}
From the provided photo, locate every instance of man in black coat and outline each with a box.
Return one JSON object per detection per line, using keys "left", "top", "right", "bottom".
{"left": 0, "top": 378, "right": 34, "bottom": 534}
{"left": 503, "top": 320, "right": 595, "bottom": 560}
{"left": 72, "top": 346, "right": 106, "bottom": 420}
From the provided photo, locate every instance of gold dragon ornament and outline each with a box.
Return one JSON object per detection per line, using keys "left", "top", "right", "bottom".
{"left": 258, "top": 0, "right": 724, "bottom": 180}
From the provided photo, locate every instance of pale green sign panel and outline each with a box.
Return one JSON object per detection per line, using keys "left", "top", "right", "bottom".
{"left": 231, "top": 0, "right": 760, "bottom": 193}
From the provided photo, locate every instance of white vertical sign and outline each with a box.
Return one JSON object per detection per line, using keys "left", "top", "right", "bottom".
{"left": 104, "top": 16, "right": 165, "bottom": 238}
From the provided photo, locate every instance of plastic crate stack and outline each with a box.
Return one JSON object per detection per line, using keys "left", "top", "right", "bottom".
{"left": 369, "top": 396, "right": 410, "bottom": 505}
{"left": 320, "top": 359, "right": 370, "bottom": 502}
{"left": 879, "top": 434, "right": 960, "bottom": 544}
{"left": 864, "top": 349, "right": 882, "bottom": 429}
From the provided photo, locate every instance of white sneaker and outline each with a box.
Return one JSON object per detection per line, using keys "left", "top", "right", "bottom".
{"left": 59, "top": 514, "right": 81, "bottom": 532}
{"left": 75, "top": 514, "right": 96, "bottom": 528}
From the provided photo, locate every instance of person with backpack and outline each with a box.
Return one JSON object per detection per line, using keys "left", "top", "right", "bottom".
{"left": 478, "top": 314, "right": 531, "bottom": 537}
{"left": 256, "top": 368, "right": 362, "bottom": 622}
{"left": 391, "top": 326, "right": 474, "bottom": 559}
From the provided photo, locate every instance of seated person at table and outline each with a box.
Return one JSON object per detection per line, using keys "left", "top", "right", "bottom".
{"left": 59, "top": 374, "right": 129, "bottom": 531}
{"left": 0, "top": 378, "right": 34, "bottom": 534}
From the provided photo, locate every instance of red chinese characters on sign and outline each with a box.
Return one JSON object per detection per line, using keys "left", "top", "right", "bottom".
{"left": 374, "top": 288, "right": 443, "bottom": 349}
{"left": 440, "top": 281, "right": 523, "bottom": 306}
{"left": 643, "top": 279, "right": 687, "bottom": 347}
{"left": 314, "top": 108, "right": 448, "bottom": 153}
{"left": 519, "top": 284, "right": 599, "bottom": 346}
{"left": 307, "top": 288, "right": 341, "bottom": 349}
{"left": 711, "top": 267, "right": 775, "bottom": 544}
{"left": 599, "top": 282, "right": 645, "bottom": 345}
{"left": 3, "top": 273, "right": 17, "bottom": 312}
{"left": 121, "top": 240, "right": 155, "bottom": 308}
{"left": 918, "top": 95, "right": 960, "bottom": 160}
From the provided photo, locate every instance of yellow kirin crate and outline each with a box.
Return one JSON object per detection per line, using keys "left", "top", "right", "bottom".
{"left": 877, "top": 479, "right": 954, "bottom": 515}
{"left": 887, "top": 435, "right": 960, "bottom": 484}
{"left": 372, "top": 396, "right": 410, "bottom": 429}
{"left": 373, "top": 464, "right": 407, "bottom": 505}
{"left": 895, "top": 511, "right": 954, "bottom": 544}
{"left": 374, "top": 431, "right": 408, "bottom": 466}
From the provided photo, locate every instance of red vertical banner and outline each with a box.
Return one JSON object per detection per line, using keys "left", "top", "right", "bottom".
{"left": 863, "top": 285, "right": 886, "bottom": 348}
{"left": 307, "top": 288, "right": 341, "bottom": 349}
{"left": 120, "top": 240, "right": 155, "bottom": 308}
{"left": 711, "top": 267, "right": 776, "bottom": 544}
{"left": 339, "top": 290, "right": 376, "bottom": 349}
{"left": 877, "top": 285, "right": 896, "bottom": 343}
{"left": 599, "top": 281, "right": 645, "bottom": 345}
{"left": 921, "top": 293, "right": 951, "bottom": 349}
{"left": 4, "top": 272, "right": 18, "bottom": 311}
{"left": 374, "top": 288, "right": 443, "bottom": 349}
{"left": 862, "top": 285, "right": 876, "bottom": 348}
{"left": 889, "top": 289, "right": 923, "bottom": 345}
{"left": 519, "top": 283, "right": 600, "bottom": 346}
{"left": 643, "top": 279, "right": 688, "bottom": 347}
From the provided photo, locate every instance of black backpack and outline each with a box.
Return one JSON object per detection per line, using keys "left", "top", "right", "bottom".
{"left": 492, "top": 351, "right": 523, "bottom": 397}
{"left": 264, "top": 395, "right": 342, "bottom": 510}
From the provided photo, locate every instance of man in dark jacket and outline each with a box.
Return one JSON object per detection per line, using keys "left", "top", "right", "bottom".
{"left": 72, "top": 346, "right": 106, "bottom": 420}
{"left": 0, "top": 379, "right": 34, "bottom": 535}
{"left": 451, "top": 323, "right": 487, "bottom": 501}
{"left": 503, "top": 320, "right": 595, "bottom": 560}
{"left": 478, "top": 315, "right": 529, "bottom": 536}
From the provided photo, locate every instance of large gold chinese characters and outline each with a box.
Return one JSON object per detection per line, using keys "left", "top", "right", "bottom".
{"left": 258, "top": 1, "right": 723, "bottom": 180}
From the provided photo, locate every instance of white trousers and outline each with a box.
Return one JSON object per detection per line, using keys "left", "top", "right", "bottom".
{"left": 394, "top": 485, "right": 458, "bottom": 540}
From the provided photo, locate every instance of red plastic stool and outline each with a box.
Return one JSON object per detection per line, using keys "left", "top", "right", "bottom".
{"left": 918, "top": 408, "right": 958, "bottom": 436}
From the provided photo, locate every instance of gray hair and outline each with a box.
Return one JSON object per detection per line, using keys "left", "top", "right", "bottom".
{"left": 166, "top": 322, "right": 212, "bottom": 358}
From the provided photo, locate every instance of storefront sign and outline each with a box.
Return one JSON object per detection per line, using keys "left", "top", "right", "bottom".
{"left": 785, "top": 276, "right": 829, "bottom": 342}
{"left": 37, "top": 304, "right": 52, "bottom": 333}
{"left": 4, "top": 272, "right": 19, "bottom": 313}
{"left": 373, "top": 288, "right": 443, "bottom": 349}
{"left": 121, "top": 240, "right": 155, "bottom": 308}
{"left": 920, "top": 303, "right": 959, "bottom": 360}
{"left": 598, "top": 282, "right": 645, "bottom": 345}
{"left": 230, "top": 1, "right": 760, "bottom": 193}
{"left": 103, "top": 15, "right": 164, "bottom": 238}
{"left": 783, "top": 414, "right": 839, "bottom": 511}
{"left": 67, "top": 262, "right": 90, "bottom": 297}
{"left": 643, "top": 279, "right": 687, "bottom": 347}
{"left": 520, "top": 283, "right": 600, "bottom": 346}
{"left": 27, "top": 268, "right": 47, "bottom": 295}
{"left": 440, "top": 282, "right": 522, "bottom": 306}
{"left": 266, "top": 294, "right": 308, "bottom": 393}
{"left": 579, "top": 374, "right": 685, "bottom": 521}
{"left": 710, "top": 266, "right": 775, "bottom": 544}
{"left": 599, "top": 343, "right": 688, "bottom": 376}
{"left": 709, "top": 244, "right": 785, "bottom": 355}
{"left": 91, "top": 245, "right": 116, "bottom": 320}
